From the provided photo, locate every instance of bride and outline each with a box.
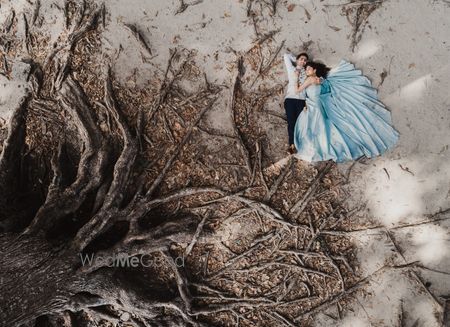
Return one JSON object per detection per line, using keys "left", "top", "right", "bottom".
{"left": 292, "top": 60, "right": 399, "bottom": 163}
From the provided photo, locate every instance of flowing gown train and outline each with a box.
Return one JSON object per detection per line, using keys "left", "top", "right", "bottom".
{"left": 293, "top": 60, "right": 399, "bottom": 163}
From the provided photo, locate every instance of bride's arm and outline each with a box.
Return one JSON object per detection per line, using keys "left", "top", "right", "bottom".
{"left": 295, "top": 76, "right": 313, "bottom": 93}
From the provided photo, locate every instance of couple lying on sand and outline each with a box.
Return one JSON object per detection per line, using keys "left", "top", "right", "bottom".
{"left": 282, "top": 51, "right": 399, "bottom": 163}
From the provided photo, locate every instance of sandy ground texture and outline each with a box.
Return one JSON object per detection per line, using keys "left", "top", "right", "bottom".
{"left": 1, "top": 0, "right": 450, "bottom": 326}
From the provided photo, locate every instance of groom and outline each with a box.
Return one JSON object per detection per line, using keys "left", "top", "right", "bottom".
{"left": 283, "top": 52, "right": 308, "bottom": 154}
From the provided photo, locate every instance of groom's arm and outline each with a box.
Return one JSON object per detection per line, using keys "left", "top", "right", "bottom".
{"left": 283, "top": 53, "right": 297, "bottom": 85}
{"left": 283, "top": 53, "right": 296, "bottom": 74}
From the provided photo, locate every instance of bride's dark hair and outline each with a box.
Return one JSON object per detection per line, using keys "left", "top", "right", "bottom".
{"left": 305, "top": 61, "right": 330, "bottom": 78}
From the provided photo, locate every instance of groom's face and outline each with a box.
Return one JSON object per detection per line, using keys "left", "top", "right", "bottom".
{"left": 296, "top": 55, "right": 308, "bottom": 68}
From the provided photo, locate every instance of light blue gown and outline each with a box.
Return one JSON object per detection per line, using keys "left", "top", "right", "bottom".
{"left": 293, "top": 60, "right": 399, "bottom": 163}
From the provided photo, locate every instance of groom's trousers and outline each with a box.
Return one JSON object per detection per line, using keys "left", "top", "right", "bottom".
{"left": 284, "top": 98, "right": 305, "bottom": 146}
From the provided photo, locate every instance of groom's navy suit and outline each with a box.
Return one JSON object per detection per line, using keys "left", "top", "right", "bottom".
{"left": 283, "top": 53, "right": 306, "bottom": 146}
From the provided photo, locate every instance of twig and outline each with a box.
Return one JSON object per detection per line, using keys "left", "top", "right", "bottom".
{"left": 343, "top": 158, "right": 360, "bottom": 184}
{"left": 31, "top": 0, "right": 41, "bottom": 26}
{"left": 257, "top": 140, "right": 270, "bottom": 195}
{"left": 147, "top": 48, "right": 178, "bottom": 121}
{"left": 266, "top": 109, "right": 286, "bottom": 121}
{"left": 249, "top": 149, "right": 258, "bottom": 187}
{"left": 293, "top": 265, "right": 388, "bottom": 321}
{"left": 344, "top": 1, "right": 383, "bottom": 52}
{"left": 184, "top": 211, "right": 210, "bottom": 258}
{"left": 383, "top": 167, "right": 390, "bottom": 179}
{"left": 175, "top": 0, "right": 203, "bottom": 15}
{"left": 145, "top": 96, "right": 218, "bottom": 197}
{"left": 196, "top": 125, "right": 236, "bottom": 140}
{"left": 398, "top": 164, "right": 414, "bottom": 176}
{"left": 396, "top": 262, "right": 450, "bottom": 277}
{"left": 260, "top": 40, "right": 285, "bottom": 75}
{"left": 262, "top": 310, "right": 296, "bottom": 327}
{"left": 306, "top": 205, "right": 343, "bottom": 251}
{"left": 321, "top": 209, "right": 450, "bottom": 235}
{"left": 325, "top": 1, "right": 384, "bottom": 7}
{"left": 264, "top": 156, "right": 293, "bottom": 202}
{"left": 23, "top": 13, "right": 31, "bottom": 53}
{"left": 162, "top": 250, "right": 193, "bottom": 313}
{"left": 250, "top": 40, "right": 285, "bottom": 88}
{"left": 246, "top": 0, "right": 254, "bottom": 17}
{"left": 289, "top": 161, "right": 333, "bottom": 219}
{"left": 161, "top": 111, "right": 175, "bottom": 143}
{"left": 124, "top": 23, "right": 153, "bottom": 57}
{"left": 206, "top": 231, "right": 277, "bottom": 280}
{"left": 230, "top": 56, "right": 253, "bottom": 177}
{"left": 250, "top": 29, "right": 281, "bottom": 49}
{"left": 167, "top": 104, "right": 186, "bottom": 126}
{"left": 232, "top": 261, "right": 333, "bottom": 279}
{"left": 250, "top": 13, "right": 260, "bottom": 37}
{"left": 2, "top": 10, "right": 16, "bottom": 34}
{"left": 384, "top": 229, "right": 444, "bottom": 313}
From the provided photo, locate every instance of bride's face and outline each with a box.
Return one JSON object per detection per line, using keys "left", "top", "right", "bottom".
{"left": 306, "top": 66, "right": 316, "bottom": 76}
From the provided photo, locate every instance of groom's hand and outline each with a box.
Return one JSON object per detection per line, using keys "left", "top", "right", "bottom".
{"left": 314, "top": 77, "right": 321, "bottom": 85}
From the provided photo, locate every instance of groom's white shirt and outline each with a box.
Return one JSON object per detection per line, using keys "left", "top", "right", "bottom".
{"left": 283, "top": 53, "right": 306, "bottom": 100}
